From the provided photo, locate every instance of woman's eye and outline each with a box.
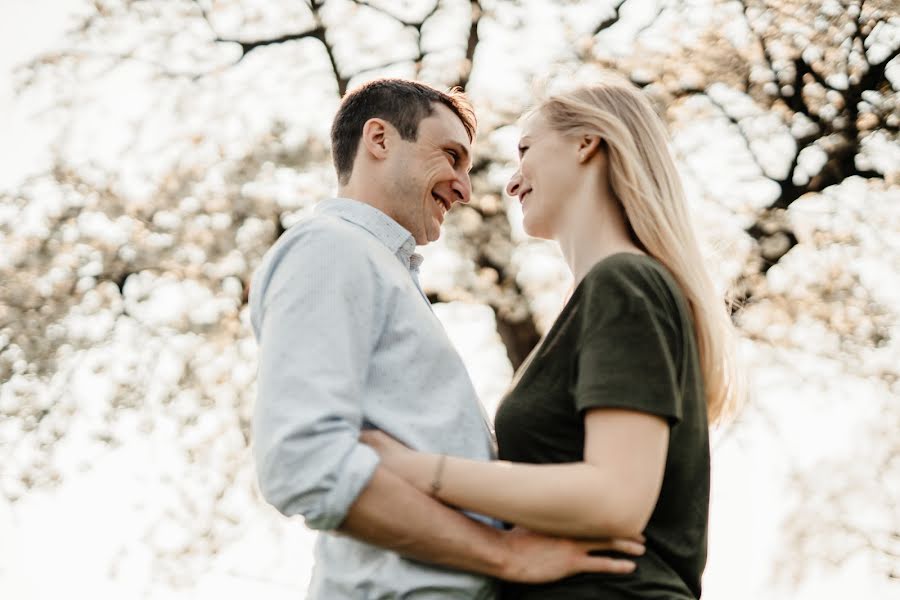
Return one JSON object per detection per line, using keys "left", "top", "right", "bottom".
{"left": 518, "top": 146, "right": 529, "bottom": 156}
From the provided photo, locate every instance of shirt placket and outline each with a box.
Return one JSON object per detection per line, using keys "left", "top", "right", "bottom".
{"left": 403, "top": 250, "right": 495, "bottom": 451}
{"left": 407, "top": 254, "right": 433, "bottom": 311}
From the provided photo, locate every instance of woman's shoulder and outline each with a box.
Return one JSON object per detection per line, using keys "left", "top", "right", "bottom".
{"left": 580, "top": 252, "right": 686, "bottom": 321}
{"left": 582, "top": 252, "right": 671, "bottom": 295}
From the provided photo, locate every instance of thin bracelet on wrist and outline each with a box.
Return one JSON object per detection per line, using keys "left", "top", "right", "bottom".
{"left": 430, "top": 454, "right": 447, "bottom": 497}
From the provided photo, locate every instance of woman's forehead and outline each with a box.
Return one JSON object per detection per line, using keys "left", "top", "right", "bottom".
{"left": 519, "top": 110, "right": 547, "bottom": 138}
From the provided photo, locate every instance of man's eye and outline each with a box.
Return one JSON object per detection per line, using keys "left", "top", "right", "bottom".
{"left": 447, "top": 150, "right": 459, "bottom": 164}
{"left": 518, "top": 146, "right": 529, "bottom": 156}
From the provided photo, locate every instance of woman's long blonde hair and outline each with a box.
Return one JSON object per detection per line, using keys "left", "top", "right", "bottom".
{"left": 536, "top": 76, "right": 744, "bottom": 424}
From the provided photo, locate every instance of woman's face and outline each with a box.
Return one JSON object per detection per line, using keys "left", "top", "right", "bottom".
{"left": 505, "top": 111, "right": 581, "bottom": 240}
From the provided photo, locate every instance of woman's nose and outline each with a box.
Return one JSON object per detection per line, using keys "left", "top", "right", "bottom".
{"left": 506, "top": 171, "right": 521, "bottom": 197}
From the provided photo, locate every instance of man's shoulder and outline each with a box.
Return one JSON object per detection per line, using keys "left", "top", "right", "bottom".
{"left": 261, "top": 211, "right": 389, "bottom": 269}
{"left": 279, "top": 210, "right": 375, "bottom": 249}
{"left": 250, "top": 213, "right": 371, "bottom": 299}
{"left": 250, "top": 213, "right": 386, "bottom": 322}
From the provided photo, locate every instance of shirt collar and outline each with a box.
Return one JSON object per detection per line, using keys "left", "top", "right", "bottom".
{"left": 316, "top": 197, "right": 421, "bottom": 268}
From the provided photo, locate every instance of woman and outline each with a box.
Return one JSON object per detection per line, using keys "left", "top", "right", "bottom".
{"left": 362, "top": 76, "right": 743, "bottom": 599}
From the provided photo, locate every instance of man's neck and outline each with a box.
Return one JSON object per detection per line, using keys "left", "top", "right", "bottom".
{"left": 337, "top": 184, "right": 399, "bottom": 222}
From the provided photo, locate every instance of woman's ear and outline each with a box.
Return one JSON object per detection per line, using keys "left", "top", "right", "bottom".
{"left": 578, "top": 135, "right": 602, "bottom": 163}
{"left": 361, "top": 118, "right": 390, "bottom": 160}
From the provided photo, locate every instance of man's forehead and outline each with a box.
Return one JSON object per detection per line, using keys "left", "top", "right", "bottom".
{"left": 423, "top": 104, "right": 471, "bottom": 148}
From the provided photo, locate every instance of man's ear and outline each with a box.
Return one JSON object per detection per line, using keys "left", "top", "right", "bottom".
{"left": 361, "top": 118, "right": 390, "bottom": 160}
{"left": 578, "top": 135, "right": 602, "bottom": 163}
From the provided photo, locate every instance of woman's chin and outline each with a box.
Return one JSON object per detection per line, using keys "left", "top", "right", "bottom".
{"left": 522, "top": 216, "right": 551, "bottom": 240}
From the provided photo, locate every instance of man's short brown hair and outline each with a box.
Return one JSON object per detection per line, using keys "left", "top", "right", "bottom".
{"left": 330, "top": 79, "right": 476, "bottom": 185}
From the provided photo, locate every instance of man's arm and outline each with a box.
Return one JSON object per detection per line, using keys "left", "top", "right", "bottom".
{"left": 339, "top": 466, "right": 507, "bottom": 574}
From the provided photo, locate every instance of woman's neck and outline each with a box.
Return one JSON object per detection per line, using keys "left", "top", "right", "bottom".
{"left": 556, "top": 186, "right": 644, "bottom": 285}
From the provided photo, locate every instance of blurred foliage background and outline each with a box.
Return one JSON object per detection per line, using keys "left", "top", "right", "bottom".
{"left": 1, "top": 0, "right": 898, "bottom": 597}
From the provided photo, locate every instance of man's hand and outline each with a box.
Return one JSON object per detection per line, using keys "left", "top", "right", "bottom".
{"left": 498, "top": 526, "right": 644, "bottom": 583}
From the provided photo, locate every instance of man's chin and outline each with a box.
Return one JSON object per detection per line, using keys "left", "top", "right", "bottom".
{"left": 420, "top": 221, "right": 441, "bottom": 244}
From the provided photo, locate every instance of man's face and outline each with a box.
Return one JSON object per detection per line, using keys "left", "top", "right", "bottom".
{"left": 388, "top": 103, "right": 473, "bottom": 244}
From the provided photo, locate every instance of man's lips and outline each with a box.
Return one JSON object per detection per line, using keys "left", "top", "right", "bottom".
{"left": 519, "top": 190, "right": 531, "bottom": 203}
{"left": 432, "top": 191, "right": 451, "bottom": 214}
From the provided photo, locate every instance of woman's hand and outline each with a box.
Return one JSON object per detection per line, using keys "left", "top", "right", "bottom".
{"left": 359, "top": 429, "right": 434, "bottom": 493}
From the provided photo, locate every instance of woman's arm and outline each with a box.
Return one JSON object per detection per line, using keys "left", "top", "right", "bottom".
{"left": 339, "top": 464, "right": 645, "bottom": 582}
{"left": 361, "top": 407, "right": 669, "bottom": 539}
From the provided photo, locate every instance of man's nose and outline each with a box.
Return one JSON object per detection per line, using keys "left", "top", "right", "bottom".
{"left": 451, "top": 174, "right": 472, "bottom": 204}
{"left": 506, "top": 170, "right": 521, "bottom": 197}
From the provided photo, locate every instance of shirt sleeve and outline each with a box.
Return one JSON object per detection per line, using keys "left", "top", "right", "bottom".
{"left": 249, "top": 224, "right": 381, "bottom": 530}
{"left": 571, "top": 264, "right": 683, "bottom": 426}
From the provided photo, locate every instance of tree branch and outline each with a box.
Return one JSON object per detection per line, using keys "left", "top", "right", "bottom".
{"left": 705, "top": 91, "right": 769, "bottom": 177}
{"left": 191, "top": 0, "right": 217, "bottom": 37}
{"left": 454, "top": 0, "right": 482, "bottom": 90}
{"left": 737, "top": 0, "right": 834, "bottom": 134}
{"left": 859, "top": 44, "right": 900, "bottom": 94}
{"left": 633, "top": 3, "right": 665, "bottom": 38}
{"left": 738, "top": 0, "right": 777, "bottom": 77}
{"left": 593, "top": 0, "right": 627, "bottom": 35}
{"left": 348, "top": 0, "right": 430, "bottom": 29}
{"left": 341, "top": 1, "right": 443, "bottom": 83}
{"left": 215, "top": 27, "right": 326, "bottom": 61}
{"left": 793, "top": 56, "right": 834, "bottom": 92}
{"left": 782, "top": 57, "right": 829, "bottom": 131}
{"left": 308, "top": 0, "right": 349, "bottom": 95}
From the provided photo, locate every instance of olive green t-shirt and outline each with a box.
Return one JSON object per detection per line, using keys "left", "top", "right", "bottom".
{"left": 495, "top": 252, "right": 709, "bottom": 600}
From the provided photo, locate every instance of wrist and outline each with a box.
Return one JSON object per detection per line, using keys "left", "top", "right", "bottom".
{"left": 491, "top": 528, "right": 515, "bottom": 580}
{"left": 466, "top": 525, "right": 511, "bottom": 579}
{"left": 396, "top": 451, "right": 436, "bottom": 494}
{"left": 419, "top": 453, "right": 442, "bottom": 494}
{"left": 428, "top": 454, "right": 448, "bottom": 497}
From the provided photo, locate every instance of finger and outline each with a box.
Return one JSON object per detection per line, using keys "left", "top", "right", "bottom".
{"left": 576, "top": 539, "right": 609, "bottom": 552}
{"left": 580, "top": 556, "right": 637, "bottom": 574}
{"left": 576, "top": 539, "right": 645, "bottom": 557}
{"left": 580, "top": 543, "right": 646, "bottom": 558}
{"left": 608, "top": 538, "right": 646, "bottom": 556}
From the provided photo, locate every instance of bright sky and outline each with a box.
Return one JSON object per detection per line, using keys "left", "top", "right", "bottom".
{"left": 0, "top": 0, "right": 79, "bottom": 189}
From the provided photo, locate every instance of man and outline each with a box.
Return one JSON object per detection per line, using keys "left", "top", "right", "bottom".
{"left": 249, "top": 79, "right": 643, "bottom": 599}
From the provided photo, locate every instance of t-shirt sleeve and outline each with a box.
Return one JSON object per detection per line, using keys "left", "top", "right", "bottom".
{"left": 571, "top": 265, "right": 683, "bottom": 426}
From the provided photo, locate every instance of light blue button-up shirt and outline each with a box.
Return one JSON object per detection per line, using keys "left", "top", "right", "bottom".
{"left": 249, "top": 197, "right": 498, "bottom": 599}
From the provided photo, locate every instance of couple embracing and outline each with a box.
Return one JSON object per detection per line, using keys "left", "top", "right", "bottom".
{"left": 249, "top": 76, "right": 742, "bottom": 599}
